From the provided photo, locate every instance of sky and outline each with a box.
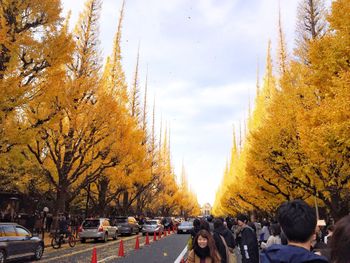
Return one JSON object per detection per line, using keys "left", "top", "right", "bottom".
{"left": 61, "top": 0, "right": 301, "bottom": 206}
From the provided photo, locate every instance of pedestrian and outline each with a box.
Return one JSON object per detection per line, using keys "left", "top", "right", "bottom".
{"left": 189, "top": 218, "right": 202, "bottom": 249}
{"left": 260, "top": 199, "right": 328, "bottom": 263}
{"left": 330, "top": 215, "right": 350, "bottom": 263}
{"left": 260, "top": 223, "right": 281, "bottom": 250}
{"left": 324, "top": 225, "right": 334, "bottom": 245}
{"left": 236, "top": 214, "right": 259, "bottom": 263}
{"left": 46, "top": 213, "right": 53, "bottom": 232}
{"left": 187, "top": 229, "right": 221, "bottom": 263}
{"left": 260, "top": 221, "right": 270, "bottom": 243}
{"left": 213, "top": 218, "right": 236, "bottom": 263}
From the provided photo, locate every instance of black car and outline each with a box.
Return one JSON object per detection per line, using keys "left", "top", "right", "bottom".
{"left": 0, "top": 223, "right": 44, "bottom": 262}
{"left": 112, "top": 216, "right": 139, "bottom": 235}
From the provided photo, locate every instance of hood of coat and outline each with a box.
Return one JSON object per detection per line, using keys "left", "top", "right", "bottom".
{"left": 260, "top": 244, "right": 328, "bottom": 263}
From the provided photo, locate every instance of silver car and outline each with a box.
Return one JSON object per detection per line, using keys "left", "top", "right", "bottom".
{"left": 142, "top": 220, "right": 164, "bottom": 235}
{"left": 177, "top": 221, "right": 194, "bottom": 234}
{"left": 78, "top": 218, "right": 118, "bottom": 243}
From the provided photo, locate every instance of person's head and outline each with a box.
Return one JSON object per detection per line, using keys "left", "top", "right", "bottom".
{"left": 277, "top": 200, "right": 316, "bottom": 243}
{"left": 236, "top": 214, "right": 249, "bottom": 227}
{"left": 193, "top": 218, "right": 201, "bottom": 228}
{"left": 270, "top": 223, "right": 281, "bottom": 236}
{"left": 200, "top": 219, "right": 210, "bottom": 232}
{"left": 327, "top": 224, "right": 334, "bottom": 235}
{"left": 213, "top": 218, "right": 224, "bottom": 230}
{"left": 330, "top": 215, "right": 350, "bottom": 263}
{"left": 193, "top": 230, "right": 220, "bottom": 261}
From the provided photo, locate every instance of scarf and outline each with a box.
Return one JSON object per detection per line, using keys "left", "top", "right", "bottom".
{"left": 194, "top": 246, "right": 210, "bottom": 259}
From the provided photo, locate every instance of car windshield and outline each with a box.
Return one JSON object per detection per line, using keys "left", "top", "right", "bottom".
{"left": 115, "top": 218, "right": 127, "bottom": 223}
{"left": 145, "top": 220, "right": 158, "bottom": 225}
{"left": 83, "top": 220, "right": 100, "bottom": 227}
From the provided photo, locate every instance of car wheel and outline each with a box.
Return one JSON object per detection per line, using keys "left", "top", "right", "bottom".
{"left": 33, "top": 244, "right": 44, "bottom": 260}
{"left": 81, "top": 238, "right": 86, "bottom": 243}
{"left": 103, "top": 233, "right": 108, "bottom": 242}
{"left": 0, "top": 250, "right": 6, "bottom": 263}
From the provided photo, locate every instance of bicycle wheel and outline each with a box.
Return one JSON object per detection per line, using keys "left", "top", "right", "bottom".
{"left": 68, "top": 235, "right": 77, "bottom": 247}
{"left": 51, "top": 236, "right": 61, "bottom": 249}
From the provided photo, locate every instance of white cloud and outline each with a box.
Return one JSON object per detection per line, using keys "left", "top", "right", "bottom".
{"left": 61, "top": 0, "right": 300, "bottom": 206}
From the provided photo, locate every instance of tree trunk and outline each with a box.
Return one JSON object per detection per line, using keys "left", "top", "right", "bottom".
{"left": 56, "top": 186, "right": 68, "bottom": 214}
{"left": 97, "top": 178, "right": 109, "bottom": 217}
{"left": 122, "top": 191, "right": 129, "bottom": 215}
{"left": 330, "top": 188, "right": 349, "bottom": 221}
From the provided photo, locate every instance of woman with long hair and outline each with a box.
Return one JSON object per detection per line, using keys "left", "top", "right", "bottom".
{"left": 187, "top": 229, "right": 221, "bottom": 263}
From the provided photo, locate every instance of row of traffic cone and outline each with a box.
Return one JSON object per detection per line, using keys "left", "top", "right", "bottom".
{"left": 91, "top": 228, "right": 178, "bottom": 262}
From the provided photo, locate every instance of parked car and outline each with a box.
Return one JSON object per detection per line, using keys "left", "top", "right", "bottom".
{"left": 0, "top": 222, "right": 44, "bottom": 262}
{"left": 141, "top": 220, "right": 164, "bottom": 236}
{"left": 114, "top": 216, "right": 140, "bottom": 235}
{"left": 177, "top": 221, "right": 194, "bottom": 234}
{"left": 78, "top": 218, "right": 118, "bottom": 243}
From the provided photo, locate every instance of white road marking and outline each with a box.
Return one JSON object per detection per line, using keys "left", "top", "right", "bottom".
{"left": 97, "top": 255, "right": 119, "bottom": 262}
{"left": 40, "top": 235, "right": 137, "bottom": 262}
{"left": 174, "top": 246, "right": 187, "bottom": 263}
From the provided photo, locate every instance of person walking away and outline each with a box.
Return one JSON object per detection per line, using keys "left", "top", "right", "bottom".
{"left": 213, "top": 218, "right": 236, "bottom": 263}
{"left": 236, "top": 214, "right": 259, "bottom": 263}
{"left": 260, "top": 199, "right": 328, "bottom": 263}
{"left": 189, "top": 219, "right": 202, "bottom": 250}
{"left": 260, "top": 223, "right": 281, "bottom": 250}
{"left": 329, "top": 215, "right": 350, "bottom": 263}
{"left": 58, "top": 214, "right": 70, "bottom": 238}
{"left": 187, "top": 229, "right": 221, "bottom": 263}
{"left": 260, "top": 221, "right": 270, "bottom": 243}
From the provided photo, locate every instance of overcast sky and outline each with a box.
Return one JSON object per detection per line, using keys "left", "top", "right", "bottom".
{"left": 61, "top": 0, "right": 303, "bottom": 206}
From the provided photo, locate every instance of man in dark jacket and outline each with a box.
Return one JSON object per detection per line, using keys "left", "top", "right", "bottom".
{"left": 236, "top": 214, "right": 259, "bottom": 263}
{"left": 213, "top": 218, "right": 236, "bottom": 263}
{"left": 260, "top": 200, "right": 328, "bottom": 263}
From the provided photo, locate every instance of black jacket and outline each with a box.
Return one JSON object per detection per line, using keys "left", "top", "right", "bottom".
{"left": 238, "top": 225, "right": 259, "bottom": 263}
{"left": 213, "top": 226, "right": 236, "bottom": 263}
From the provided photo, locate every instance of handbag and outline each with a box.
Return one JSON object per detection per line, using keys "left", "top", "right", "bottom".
{"left": 220, "top": 235, "right": 237, "bottom": 263}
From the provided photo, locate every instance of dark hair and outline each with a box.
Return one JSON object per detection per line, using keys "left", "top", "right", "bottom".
{"left": 327, "top": 224, "right": 334, "bottom": 232}
{"left": 193, "top": 218, "right": 201, "bottom": 228}
{"left": 330, "top": 215, "right": 350, "bottom": 263}
{"left": 236, "top": 214, "right": 248, "bottom": 223}
{"left": 213, "top": 218, "right": 224, "bottom": 229}
{"left": 270, "top": 223, "right": 281, "bottom": 236}
{"left": 277, "top": 200, "right": 316, "bottom": 243}
{"left": 200, "top": 219, "right": 210, "bottom": 232}
{"left": 193, "top": 230, "right": 220, "bottom": 262}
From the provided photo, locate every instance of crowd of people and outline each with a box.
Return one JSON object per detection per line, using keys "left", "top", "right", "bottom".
{"left": 186, "top": 200, "right": 350, "bottom": 263}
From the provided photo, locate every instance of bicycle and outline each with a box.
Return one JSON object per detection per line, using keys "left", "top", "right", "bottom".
{"left": 51, "top": 230, "right": 77, "bottom": 249}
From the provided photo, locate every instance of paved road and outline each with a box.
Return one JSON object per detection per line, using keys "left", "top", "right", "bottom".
{"left": 15, "top": 232, "right": 188, "bottom": 263}
{"left": 115, "top": 234, "right": 189, "bottom": 263}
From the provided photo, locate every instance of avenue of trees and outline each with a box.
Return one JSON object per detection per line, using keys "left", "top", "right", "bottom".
{"left": 0, "top": 0, "right": 200, "bottom": 217}
{"left": 213, "top": 0, "right": 350, "bottom": 221}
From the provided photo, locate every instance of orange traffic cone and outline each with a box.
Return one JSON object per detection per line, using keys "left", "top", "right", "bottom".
{"left": 164, "top": 229, "right": 167, "bottom": 236}
{"left": 118, "top": 240, "right": 125, "bottom": 257}
{"left": 168, "top": 228, "right": 171, "bottom": 235}
{"left": 153, "top": 231, "right": 157, "bottom": 241}
{"left": 91, "top": 247, "right": 97, "bottom": 263}
{"left": 145, "top": 233, "right": 150, "bottom": 245}
{"left": 135, "top": 235, "right": 140, "bottom": 250}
